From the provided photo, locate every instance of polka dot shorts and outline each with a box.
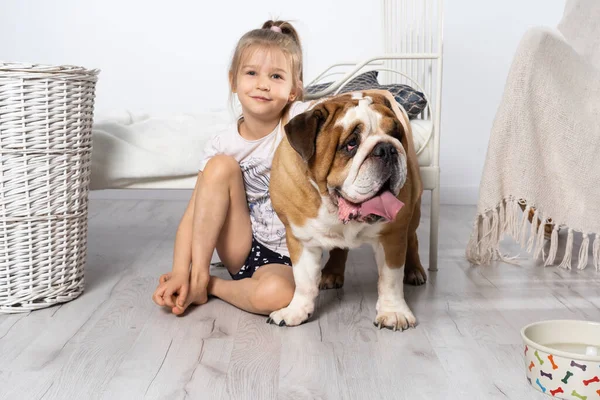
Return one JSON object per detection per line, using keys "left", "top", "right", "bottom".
{"left": 230, "top": 237, "right": 292, "bottom": 280}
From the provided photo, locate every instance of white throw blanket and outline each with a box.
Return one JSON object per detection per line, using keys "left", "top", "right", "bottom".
{"left": 90, "top": 109, "right": 233, "bottom": 190}
{"left": 466, "top": 0, "right": 600, "bottom": 270}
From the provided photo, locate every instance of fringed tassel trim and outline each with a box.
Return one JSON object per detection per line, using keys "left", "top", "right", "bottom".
{"left": 499, "top": 199, "right": 507, "bottom": 234}
{"left": 544, "top": 225, "right": 559, "bottom": 266}
{"left": 533, "top": 215, "right": 547, "bottom": 261}
{"left": 558, "top": 228, "right": 574, "bottom": 270}
{"left": 527, "top": 209, "right": 539, "bottom": 253}
{"left": 514, "top": 201, "right": 523, "bottom": 239}
{"left": 577, "top": 233, "right": 590, "bottom": 270}
{"left": 465, "top": 198, "right": 521, "bottom": 266}
{"left": 466, "top": 199, "right": 598, "bottom": 270}
{"left": 466, "top": 207, "right": 499, "bottom": 265}
{"left": 519, "top": 205, "right": 532, "bottom": 247}
{"left": 465, "top": 216, "right": 481, "bottom": 264}
{"left": 593, "top": 234, "right": 600, "bottom": 272}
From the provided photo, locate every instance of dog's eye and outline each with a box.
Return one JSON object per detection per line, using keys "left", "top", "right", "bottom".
{"left": 346, "top": 138, "right": 358, "bottom": 152}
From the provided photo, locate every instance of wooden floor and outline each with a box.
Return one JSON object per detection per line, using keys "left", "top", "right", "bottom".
{"left": 1, "top": 198, "right": 599, "bottom": 399}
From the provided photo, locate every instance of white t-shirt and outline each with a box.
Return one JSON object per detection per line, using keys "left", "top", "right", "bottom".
{"left": 198, "top": 101, "right": 311, "bottom": 257}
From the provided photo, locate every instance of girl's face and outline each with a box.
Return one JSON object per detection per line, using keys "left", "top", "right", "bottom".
{"left": 233, "top": 46, "right": 298, "bottom": 122}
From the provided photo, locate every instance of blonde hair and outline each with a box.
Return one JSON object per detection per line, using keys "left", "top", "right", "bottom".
{"left": 229, "top": 20, "right": 304, "bottom": 103}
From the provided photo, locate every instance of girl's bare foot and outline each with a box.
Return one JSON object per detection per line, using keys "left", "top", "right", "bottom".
{"left": 153, "top": 272, "right": 188, "bottom": 312}
{"left": 172, "top": 281, "right": 209, "bottom": 315}
{"left": 166, "top": 273, "right": 209, "bottom": 315}
{"left": 154, "top": 272, "right": 208, "bottom": 315}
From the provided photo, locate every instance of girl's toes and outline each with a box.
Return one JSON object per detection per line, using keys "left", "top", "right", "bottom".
{"left": 172, "top": 305, "right": 186, "bottom": 315}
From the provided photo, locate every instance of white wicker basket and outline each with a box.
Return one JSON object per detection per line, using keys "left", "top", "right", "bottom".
{"left": 0, "top": 62, "right": 99, "bottom": 313}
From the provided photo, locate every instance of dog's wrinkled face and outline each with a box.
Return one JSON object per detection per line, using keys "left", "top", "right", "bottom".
{"left": 285, "top": 92, "right": 408, "bottom": 223}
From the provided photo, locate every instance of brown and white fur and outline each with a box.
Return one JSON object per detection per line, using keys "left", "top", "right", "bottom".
{"left": 268, "top": 90, "right": 425, "bottom": 330}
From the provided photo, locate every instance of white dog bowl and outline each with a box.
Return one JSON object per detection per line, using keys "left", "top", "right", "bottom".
{"left": 521, "top": 320, "right": 600, "bottom": 399}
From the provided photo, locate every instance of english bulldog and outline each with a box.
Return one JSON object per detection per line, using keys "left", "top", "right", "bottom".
{"left": 267, "top": 90, "right": 426, "bottom": 330}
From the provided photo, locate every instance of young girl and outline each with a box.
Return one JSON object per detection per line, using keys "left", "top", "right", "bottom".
{"left": 152, "top": 20, "right": 312, "bottom": 316}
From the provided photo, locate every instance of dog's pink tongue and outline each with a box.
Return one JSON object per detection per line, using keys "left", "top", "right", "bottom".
{"left": 337, "top": 191, "right": 404, "bottom": 222}
{"left": 360, "top": 191, "right": 404, "bottom": 221}
{"left": 338, "top": 197, "right": 360, "bottom": 222}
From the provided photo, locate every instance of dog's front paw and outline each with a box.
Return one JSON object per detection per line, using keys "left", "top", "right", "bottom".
{"left": 267, "top": 305, "right": 312, "bottom": 327}
{"left": 374, "top": 306, "right": 416, "bottom": 331}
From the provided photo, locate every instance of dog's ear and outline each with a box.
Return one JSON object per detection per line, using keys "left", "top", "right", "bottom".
{"left": 284, "top": 105, "right": 329, "bottom": 162}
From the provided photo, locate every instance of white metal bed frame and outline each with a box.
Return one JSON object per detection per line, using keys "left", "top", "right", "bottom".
{"left": 304, "top": 0, "right": 444, "bottom": 271}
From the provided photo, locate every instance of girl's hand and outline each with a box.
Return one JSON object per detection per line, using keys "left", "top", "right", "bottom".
{"left": 153, "top": 272, "right": 209, "bottom": 314}
{"left": 153, "top": 272, "right": 190, "bottom": 312}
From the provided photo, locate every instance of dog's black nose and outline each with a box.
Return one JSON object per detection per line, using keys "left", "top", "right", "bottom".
{"left": 372, "top": 142, "right": 397, "bottom": 161}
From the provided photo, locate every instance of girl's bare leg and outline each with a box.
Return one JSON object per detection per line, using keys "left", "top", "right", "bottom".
{"left": 207, "top": 263, "right": 295, "bottom": 315}
{"left": 158, "top": 155, "right": 295, "bottom": 315}
{"left": 163, "top": 154, "right": 253, "bottom": 314}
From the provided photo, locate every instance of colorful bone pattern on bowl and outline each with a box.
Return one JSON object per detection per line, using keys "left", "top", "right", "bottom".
{"left": 525, "top": 345, "right": 600, "bottom": 399}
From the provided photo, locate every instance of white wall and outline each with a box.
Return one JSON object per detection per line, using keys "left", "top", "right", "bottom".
{"left": 0, "top": 0, "right": 565, "bottom": 204}
{"left": 441, "top": 0, "right": 564, "bottom": 204}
